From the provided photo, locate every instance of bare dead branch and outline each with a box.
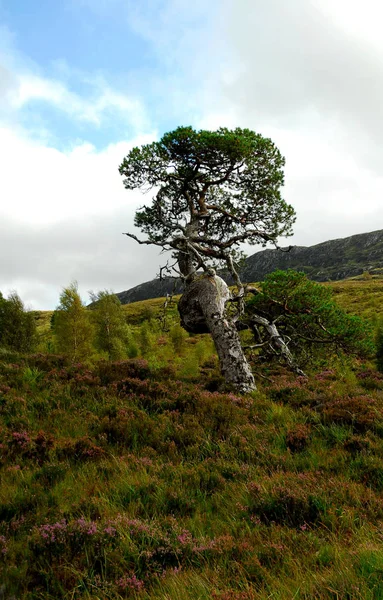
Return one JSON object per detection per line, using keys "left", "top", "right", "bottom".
{"left": 251, "top": 314, "right": 307, "bottom": 377}
{"left": 122, "top": 232, "right": 171, "bottom": 249}
{"left": 158, "top": 259, "right": 179, "bottom": 280}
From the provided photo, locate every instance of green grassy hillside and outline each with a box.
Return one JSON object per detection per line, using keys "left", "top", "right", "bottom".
{"left": 325, "top": 276, "right": 383, "bottom": 321}
{"left": 1, "top": 278, "right": 383, "bottom": 599}
{"left": 34, "top": 275, "right": 383, "bottom": 345}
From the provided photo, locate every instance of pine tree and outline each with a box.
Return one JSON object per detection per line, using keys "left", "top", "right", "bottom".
{"left": 53, "top": 283, "right": 94, "bottom": 361}
{"left": 169, "top": 323, "right": 188, "bottom": 355}
{"left": 139, "top": 321, "right": 153, "bottom": 356}
{"left": 119, "top": 126, "right": 295, "bottom": 392}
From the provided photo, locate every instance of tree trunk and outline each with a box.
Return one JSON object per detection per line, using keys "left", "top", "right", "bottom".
{"left": 178, "top": 273, "right": 256, "bottom": 393}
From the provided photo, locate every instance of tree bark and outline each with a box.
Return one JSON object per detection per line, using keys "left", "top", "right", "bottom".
{"left": 251, "top": 314, "right": 306, "bottom": 377}
{"left": 178, "top": 273, "right": 256, "bottom": 393}
{"left": 177, "top": 220, "right": 199, "bottom": 282}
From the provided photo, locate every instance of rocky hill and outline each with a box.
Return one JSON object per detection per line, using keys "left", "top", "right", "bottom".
{"left": 117, "top": 228, "right": 383, "bottom": 304}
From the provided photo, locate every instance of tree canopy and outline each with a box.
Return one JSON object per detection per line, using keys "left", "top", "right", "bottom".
{"left": 119, "top": 126, "right": 295, "bottom": 280}
{"left": 246, "top": 270, "right": 374, "bottom": 366}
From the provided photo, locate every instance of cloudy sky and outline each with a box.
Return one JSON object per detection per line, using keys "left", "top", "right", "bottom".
{"left": 1, "top": 0, "right": 383, "bottom": 309}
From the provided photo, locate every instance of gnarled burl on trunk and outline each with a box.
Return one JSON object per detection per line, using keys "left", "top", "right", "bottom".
{"left": 178, "top": 272, "right": 256, "bottom": 393}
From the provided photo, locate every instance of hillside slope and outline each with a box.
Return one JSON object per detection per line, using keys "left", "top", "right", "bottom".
{"left": 2, "top": 350, "right": 383, "bottom": 598}
{"left": 117, "top": 229, "right": 383, "bottom": 304}
{"left": 5, "top": 274, "right": 383, "bottom": 598}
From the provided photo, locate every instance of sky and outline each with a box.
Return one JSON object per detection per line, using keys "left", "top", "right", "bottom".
{"left": 1, "top": 0, "right": 383, "bottom": 309}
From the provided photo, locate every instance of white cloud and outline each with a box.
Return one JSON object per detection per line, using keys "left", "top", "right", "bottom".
{"left": 0, "top": 125, "right": 157, "bottom": 225}
{"left": 2, "top": 1, "right": 383, "bottom": 309}
{"left": 0, "top": 126, "right": 165, "bottom": 309}
{"left": 197, "top": 0, "right": 383, "bottom": 247}
{"left": 0, "top": 208, "right": 162, "bottom": 310}
{"left": 212, "top": 1, "right": 383, "bottom": 159}
{"left": 312, "top": 0, "right": 383, "bottom": 52}
{"left": 0, "top": 22, "right": 159, "bottom": 308}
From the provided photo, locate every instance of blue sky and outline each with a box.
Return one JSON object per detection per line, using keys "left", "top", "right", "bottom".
{"left": 0, "top": 0, "right": 218, "bottom": 148}
{"left": 1, "top": 1, "right": 150, "bottom": 74}
{"left": 1, "top": 0, "right": 383, "bottom": 308}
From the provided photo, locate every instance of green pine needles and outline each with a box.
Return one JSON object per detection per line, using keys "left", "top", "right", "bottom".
{"left": 247, "top": 270, "right": 374, "bottom": 365}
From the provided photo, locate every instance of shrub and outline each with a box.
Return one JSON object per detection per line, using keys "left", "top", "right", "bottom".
{"left": 89, "top": 290, "right": 130, "bottom": 360}
{"left": 169, "top": 324, "right": 188, "bottom": 354}
{"left": 26, "top": 353, "right": 69, "bottom": 372}
{"left": 57, "top": 437, "right": 105, "bottom": 462}
{"left": 321, "top": 395, "right": 381, "bottom": 432}
{"left": 0, "top": 291, "right": 37, "bottom": 352}
{"left": 53, "top": 282, "right": 94, "bottom": 361}
{"left": 97, "top": 359, "right": 151, "bottom": 384}
{"left": 247, "top": 482, "right": 323, "bottom": 528}
{"left": 139, "top": 321, "right": 154, "bottom": 355}
{"left": 376, "top": 318, "right": 383, "bottom": 372}
{"left": 285, "top": 424, "right": 311, "bottom": 452}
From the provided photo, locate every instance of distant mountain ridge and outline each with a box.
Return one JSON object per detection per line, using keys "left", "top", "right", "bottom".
{"left": 117, "top": 229, "right": 383, "bottom": 305}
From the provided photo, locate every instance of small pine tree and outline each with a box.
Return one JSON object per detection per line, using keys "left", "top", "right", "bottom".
{"left": 90, "top": 290, "right": 129, "bottom": 360}
{"left": 53, "top": 282, "right": 94, "bottom": 361}
{"left": 126, "top": 331, "right": 139, "bottom": 358}
{"left": 139, "top": 321, "right": 153, "bottom": 356}
{"left": 0, "top": 291, "right": 37, "bottom": 352}
{"left": 169, "top": 324, "right": 188, "bottom": 355}
{"left": 247, "top": 270, "right": 374, "bottom": 366}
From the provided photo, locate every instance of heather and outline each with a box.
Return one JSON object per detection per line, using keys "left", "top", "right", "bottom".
{"left": 1, "top": 276, "right": 383, "bottom": 598}
{"left": 1, "top": 338, "right": 383, "bottom": 599}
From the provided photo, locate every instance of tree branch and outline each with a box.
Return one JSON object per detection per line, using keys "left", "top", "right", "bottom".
{"left": 251, "top": 314, "right": 306, "bottom": 377}
{"left": 122, "top": 232, "right": 171, "bottom": 249}
{"left": 190, "top": 230, "right": 275, "bottom": 249}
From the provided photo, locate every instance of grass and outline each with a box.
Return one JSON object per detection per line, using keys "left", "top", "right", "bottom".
{"left": 2, "top": 278, "right": 383, "bottom": 598}
{"left": 2, "top": 353, "right": 383, "bottom": 598}
{"left": 33, "top": 275, "right": 383, "bottom": 345}
{"left": 325, "top": 276, "right": 383, "bottom": 320}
